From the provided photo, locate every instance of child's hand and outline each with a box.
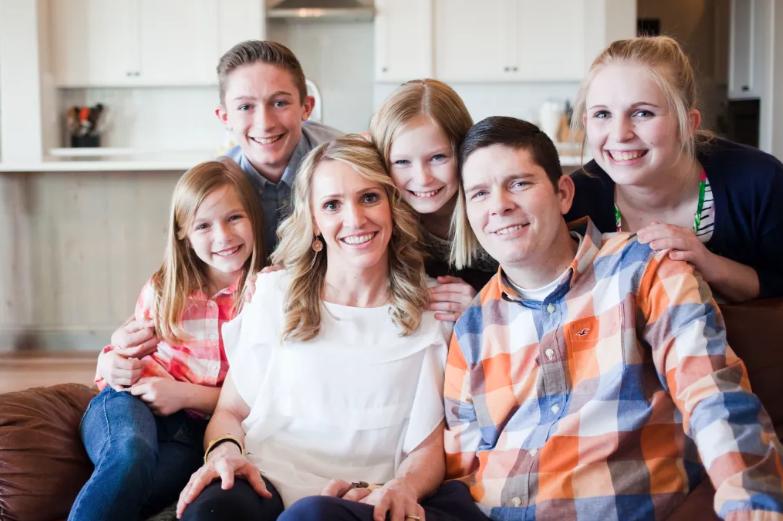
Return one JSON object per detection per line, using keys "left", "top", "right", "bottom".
{"left": 97, "top": 350, "right": 144, "bottom": 390}
{"left": 111, "top": 317, "right": 159, "bottom": 358}
{"left": 130, "top": 377, "right": 188, "bottom": 416}
{"left": 427, "top": 275, "right": 476, "bottom": 322}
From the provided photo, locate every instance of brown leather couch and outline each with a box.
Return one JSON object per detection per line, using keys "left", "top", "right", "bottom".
{"left": 1, "top": 299, "right": 781, "bottom": 521}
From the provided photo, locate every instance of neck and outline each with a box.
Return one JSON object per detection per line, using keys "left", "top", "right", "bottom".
{"left": 252, "top": 161, "right": 284, "bottom": 184}
{"left": 206, "top": 269, "right": 240, "bottom": 296}
{"left": 420, "top": 195, "right": 456, "bottom": 239}
{"left": 322, "top": 263, "right": 390, "bottom": 307}
{"left": 616, "top": 156, "right": 701, "bottom": 212}
{"left": 504, "top": 225, "right": 578, "bottom": 290}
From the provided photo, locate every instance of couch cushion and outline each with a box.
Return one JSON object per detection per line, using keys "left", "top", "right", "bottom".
{"left": 0, "top": 383, "right": 96, "bottom": 521}
{"left": 720, "top": 298, "right": 783, "bottom": 438}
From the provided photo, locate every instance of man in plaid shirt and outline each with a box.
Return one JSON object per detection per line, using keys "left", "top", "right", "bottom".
{"left": 445, "top": 116, "right": 783, "bottom": 520}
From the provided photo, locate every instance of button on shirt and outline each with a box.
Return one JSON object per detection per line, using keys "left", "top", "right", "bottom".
{"left": 444, "top": 219, "right": 783, "bottom": 520}
{"left": 96, "top": 278, "right": 235, "bottom": 391}
{"left": 224, "top": 121, "right": 341, "bottom": 254}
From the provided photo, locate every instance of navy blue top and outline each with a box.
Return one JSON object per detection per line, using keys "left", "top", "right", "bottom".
{"left": 566, "top": 138, "right": 783, "bottom": 298}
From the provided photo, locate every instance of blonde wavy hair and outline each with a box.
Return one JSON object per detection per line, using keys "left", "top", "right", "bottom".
{"left": 271, "top": 135, "right": 428, "bottom": 342}
{"left": 572, "top": 35, "right": 706, "bottom": 162}
{"left": 152, "top": 159, "right": 265, "bottom": 344}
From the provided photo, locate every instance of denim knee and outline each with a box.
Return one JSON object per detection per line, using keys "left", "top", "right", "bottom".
{"left": 101, "top": 430, "right": 157, "bottom": 483}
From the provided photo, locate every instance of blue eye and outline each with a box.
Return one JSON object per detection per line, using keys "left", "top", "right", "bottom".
{"left": 237, "top": 104, "right": 252, "bottom": 112}
{"left": 591, "top": 110, "right": 610, "bottom": 119}
{"left": 273, "top": 100, "right": 290, "bottom": 109}
{"left": 431, "top": 153, "right": 449, "bottom": 163}
{"left": 392, "top": 159, "right": 410, "bottom": 167}
{"left": 632, "top": 109, "right": 654, "bottom": 118}
{"left": 228, "top": 213, "right": 245, "bottom": 222}
{"left": 194, "top": 222, "right": 209, "bottom": 231}
{"left": 470, "top": 190, "right": 488, "bottom": 201}
{"left": 510, "top": 180, "right": 530, "bottom": 191}
{"left": 323, "top": 200, "right": 339, "bottom": 211}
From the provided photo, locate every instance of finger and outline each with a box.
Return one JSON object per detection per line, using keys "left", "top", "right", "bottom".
{"left": 320, "top": 479, "right": 352, "bottom": 497}
{"left": 427, "top": 301, "right": 461, "bottom": 313}
{"left": 373, "top": 495, "right": 391, "bottom": 521}
{"left": 434, "top": 311, "right": 460, "bottom": 322}
{"left": 436, "top": 275, "right": 466, "bottom": 285}
{"left": 241, "top": 466, "right": 272, "bottom": 498}
{"left": 116, "top": 336, "right": 159, "bottom": 358}
{"left": 218, "top": 466, "right": 235, "bottom": 490}
{"left": 431, "top": 282, "right": 475, "bottom": 297}
{"left": 177, "top": 471, "right": 214, "bottom": 518}
{"left": 342, "top": 487, "right": 372, "bottom": 502}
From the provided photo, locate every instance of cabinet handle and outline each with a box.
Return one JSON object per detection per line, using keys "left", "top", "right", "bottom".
{"left": 504, "top": 66, "right": 510, "bottom": 72}
{"left": 512, "top": 66, "right": 518, "bottom": 72}
{"left": 742, "top": 85, "right": 749, "bottom": 91}
{"left": 382, "top": 66, "right": 388, "bottom": 72}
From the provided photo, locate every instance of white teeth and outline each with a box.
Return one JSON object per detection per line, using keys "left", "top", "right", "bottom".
{"left": 610, "top": 150, "right": 644, "bottom": 161}
{"left": 251, "top": 135, "right": 282, "bottom": 145}
{"left": 494, "top": 224, "right": 525, "bottom": 235}
{"left": 342, "top": 233, "right": 375, "bottom": 245}
{"left": 214, "top": 245, "right": 241, "bottom": 256}
{"left": 410, "top": 188, "right": 442, "bottom": 198}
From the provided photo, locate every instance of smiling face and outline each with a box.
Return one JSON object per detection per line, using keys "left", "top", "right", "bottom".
{"left": 584, "top": 62, "right": 692, "bottom": 187}
{"left": 311, "top": 159, "right": 393, "bottom": 278}
{"left": 216, "top": 62, "right": 314, "bottom": 180}
{"left": 186, "top": 185, "right": 254, "bottom": 290}
{"left": 388, "top": 114, "right": 459, "bottom": 215}
{"left": 462, "top": 144, "right": 574, "bottom": 284}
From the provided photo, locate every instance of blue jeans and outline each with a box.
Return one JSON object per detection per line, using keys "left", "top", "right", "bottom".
{"left": 68, "top": 387, "right": 206, "bottom": 521}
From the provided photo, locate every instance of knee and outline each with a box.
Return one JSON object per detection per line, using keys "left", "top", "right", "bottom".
{"left": 280, "top": 496, "right": 345, "bottom": 521}
{"left": 103, "top": 432, "right": 157, "bottom": 479}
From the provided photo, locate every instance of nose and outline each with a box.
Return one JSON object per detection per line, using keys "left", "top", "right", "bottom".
{"left": 253, "top": 105, "right": 276, "bottom": 130}
{"left": 488, "top": 188, "right": 513, "bottom": 216}
{"left": 610, "top": 115, "right": 634, "bottom": 141}
{"left": 344, "top": 202, "right": 367, "bottom": 228}
{"left": 412, "top": 162, "right": 433, "bottom": 186}
{"left": 214, "top": 221, "right": 231, "bottom": 242}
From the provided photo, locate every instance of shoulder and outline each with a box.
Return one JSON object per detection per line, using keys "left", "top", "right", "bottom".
{"left": 302, "top": 121, "right": 342, "bottom": 146}
{"left": 221, "top": 145, "right": 244, "bottom": 164}
{"left": 250, "top": 269, "right": 291, "bottom": 303}
{"left": 699, "top": 138, "right": 783, "bottom": 185}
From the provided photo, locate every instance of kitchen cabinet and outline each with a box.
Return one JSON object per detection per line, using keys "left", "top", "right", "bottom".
{"left": 374, "top": 0, "right": 433, "bottom": 82}
{"left": 434, "top": 0, "right": 586, "bottom": 82}
{"left": 728, "top": 0, "right": 758, "bottom": 99}
{"left": 377, "top": 0, "right": 634, "bottom": 83}
{"left": 49, "top": 0, "right": 263, "bottom": 87}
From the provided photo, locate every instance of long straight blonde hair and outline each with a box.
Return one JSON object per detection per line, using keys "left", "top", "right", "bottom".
{"left": 152, "top": 159, "right": 265, "bottom": 344}
{"left": 271, "top": 135, "right": 428, "bottom": 342}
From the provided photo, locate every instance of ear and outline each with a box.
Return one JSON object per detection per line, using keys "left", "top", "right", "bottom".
{"left": 215, "top": 105, "right": 230, "bottom": 127}
{"left": 301, "top": 95, "right": 315, "bottom": 121}
{"left": 556, "top": 174, "right": 576, "bottom": 216}
{"left": 688, "top": 108, "right": 702, "bottom": 133}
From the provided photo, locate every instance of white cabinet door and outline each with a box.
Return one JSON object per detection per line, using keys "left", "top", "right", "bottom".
{"left": 433, "top": 0, "right": 515, "bottom": 82}
{"left": 49, "top": 0, "right": 263, "bottom": 87}
{"left": 728, "top": 0, "right": 757, "bottom": 98}
{"left": 138, "top": 0, "right": 219, "bottom": 85}
{"left": 50, "top": 0, "right": 139, "bottom": 86}
{"left": 374, "top": 0, "right": 433, "bottom": 82}
{"left": 514, "top": 0, "right": 585, "bottom": 81}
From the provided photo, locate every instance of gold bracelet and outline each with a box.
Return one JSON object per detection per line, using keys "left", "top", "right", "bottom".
{"left": 204, "top": 435, "right": 244, "bottom": 464}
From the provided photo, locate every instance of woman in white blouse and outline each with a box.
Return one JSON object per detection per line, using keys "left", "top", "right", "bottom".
{"left": 176, "top": 135, "right": 488, "bottom": 521}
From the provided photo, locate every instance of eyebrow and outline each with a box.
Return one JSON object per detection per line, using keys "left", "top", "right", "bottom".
{"left": 464, "top": 172, "right": 536, "bottom": 193}
{"left": 587, "top": 101, "right": 662, "bottom": 111}
{"left": 232, "top": 91, "right": 294, "bottom": 102}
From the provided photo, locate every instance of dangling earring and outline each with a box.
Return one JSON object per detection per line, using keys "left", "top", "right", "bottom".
{"left": 311, "top": 236, "right": 324, "bottom": 252}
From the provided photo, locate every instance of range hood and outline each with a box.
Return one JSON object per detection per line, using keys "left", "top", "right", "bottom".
{"left": 267, "top": 0, "right": 374, "bottom": 21}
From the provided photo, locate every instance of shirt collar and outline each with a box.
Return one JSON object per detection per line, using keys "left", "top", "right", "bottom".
{"left": 498, "top": 217, "right": 602, "bottom": 303}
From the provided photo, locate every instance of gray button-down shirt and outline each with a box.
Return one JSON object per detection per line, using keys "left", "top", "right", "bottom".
{"left": 224, "top": 121, "right": 341, "bottom": 256}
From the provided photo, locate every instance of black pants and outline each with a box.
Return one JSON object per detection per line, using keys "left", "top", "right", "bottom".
{"left": 184, "top": 478, "right": 488, "bottom": 521}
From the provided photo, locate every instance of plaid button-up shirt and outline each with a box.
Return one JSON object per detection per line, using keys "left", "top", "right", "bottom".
{"left": 97, "top": 279, "right": 234, "bottom": 390}
{"left": 445, "top": 219, "right": 783, "bottom": 520}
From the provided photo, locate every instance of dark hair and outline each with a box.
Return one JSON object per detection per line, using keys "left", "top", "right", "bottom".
{"left": 217, "top": 40, "right": 307, "bottom": 103}
{"left": 459, "top": 116, "right": 562, "bottom": 188}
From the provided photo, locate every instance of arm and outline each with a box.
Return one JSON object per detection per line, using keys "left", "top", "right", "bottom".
{"left": 129, "top": 378, "right": 221, "bottom": 416}
{"left": 638, "top": 253, "right": 783, "bottom": 519}
{"left": 428, "top": 276, "right": 477, "bottom": 322}
{"left": 175, "top": 373, "right": 271, "bottom": 518}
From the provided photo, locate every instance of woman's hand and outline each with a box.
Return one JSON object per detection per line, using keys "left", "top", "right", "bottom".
{"left": 427, "top": 275, "right": 476, "bottom": 322}
{"left": 176, "top": 447, "right": 271, "bottom": 519}
{"left": 362, "top": 478, "right": 425, "bottom": 521}
{"left": 320, "top": 479, "right": 373, "bottom": 502}
{"left": 130, "top": 377, "right": 190, "bottom": 416}
{"left": 636, "top": 221, "right": 712, "bottom": 271}
{"left": 97, "top": 349, "right": 144, "bottom": 390}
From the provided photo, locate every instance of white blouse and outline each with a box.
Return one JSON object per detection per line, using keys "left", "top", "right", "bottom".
{"left": 222, "top": 270, "right": 450, "bottom": 506}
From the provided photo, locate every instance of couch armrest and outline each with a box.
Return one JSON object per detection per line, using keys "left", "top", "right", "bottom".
{"left": 0, "top": 383, "right": 96, "bottom": 521}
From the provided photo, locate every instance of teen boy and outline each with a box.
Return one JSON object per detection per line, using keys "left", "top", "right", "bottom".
{"left": 109, "top": 41, "right": 339, "bottom": 360}
{"left": 445, "top": 116, "right": 783, "bottom": 520}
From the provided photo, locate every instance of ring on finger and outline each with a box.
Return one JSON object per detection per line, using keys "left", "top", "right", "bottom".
{"left": 405, "top": 515, "right": 422, "bottom": 521}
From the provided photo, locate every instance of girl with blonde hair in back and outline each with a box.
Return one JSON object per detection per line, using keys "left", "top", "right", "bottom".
{"left": 567, "top": 35, "right": 783, "bottom": 302}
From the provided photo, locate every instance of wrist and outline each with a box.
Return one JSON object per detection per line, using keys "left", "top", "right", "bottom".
{"left": 204, "top": 434, "right": 244, "bottom": 464}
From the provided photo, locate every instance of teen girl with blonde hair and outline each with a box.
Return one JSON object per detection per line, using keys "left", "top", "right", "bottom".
{"left": 566, "top": 35, "right": 783, "bottom": 302}
{"left": 371, "top": 79, "right": 496, "bottom": 322}
{"left": 70, "top": 159, "right": 264, "bottom": 521}
{"left": 177, "top": 136, "right": 486, "bottom": 521}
